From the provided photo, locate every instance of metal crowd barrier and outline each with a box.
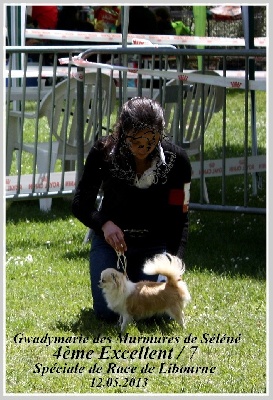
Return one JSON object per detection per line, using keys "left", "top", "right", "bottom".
{"left": 5, "top": 45, "right": 266, "bottom": 214}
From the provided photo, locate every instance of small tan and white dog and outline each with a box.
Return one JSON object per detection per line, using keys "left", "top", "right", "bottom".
{"left": 99, "top": 253, "right": 191, "bottom": 332}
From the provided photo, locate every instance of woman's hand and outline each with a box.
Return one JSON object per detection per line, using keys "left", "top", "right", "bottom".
{"left": 102, "top": 221, "right": 127, "bottom": 252}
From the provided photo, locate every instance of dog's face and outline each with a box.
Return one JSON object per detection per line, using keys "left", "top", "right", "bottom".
{"left": 99, "top": 268, "right": 126, "bottom": 293}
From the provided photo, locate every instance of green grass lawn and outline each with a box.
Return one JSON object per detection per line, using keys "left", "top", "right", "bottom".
{"left": 5, "top": 89, "right": 267, "bottom": 394}
{"left": 5, "top": 198, "right": 266, "bottom": 394}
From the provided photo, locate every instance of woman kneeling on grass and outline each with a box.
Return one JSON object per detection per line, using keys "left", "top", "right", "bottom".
{"left": 72, "top": 97, "right": 192, "bottom": 322}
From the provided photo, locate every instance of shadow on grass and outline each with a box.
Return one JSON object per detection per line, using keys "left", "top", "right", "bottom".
{"left": 53, "top": 308, "right": 119, "bottom": 336}
{"left": 53, "top": 308, "right": 179, "bottom": 337}
{"left": 6, "top": 197, "right": 74, "bottom": 223}
{"left": 190, "top": 172, "right": 266, "bottom": 209}
{"left": 185, "top": 209, "right": 266, "bottom": 280}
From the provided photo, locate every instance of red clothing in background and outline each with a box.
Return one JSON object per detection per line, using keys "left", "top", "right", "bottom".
{"left": 31, "top": 6, "right": 58, "bottom": 29}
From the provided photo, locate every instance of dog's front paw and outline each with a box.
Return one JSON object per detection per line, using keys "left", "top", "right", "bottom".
{"left": 120, "top": 315, "right": 132, "bottom": 333}
{"left": 180, "top": 315, "right": 186, "bottom": 329}
{"left": 120, "top": 320, "right": 128, "bottom": 333}
{"left": 118, "top": 315, "right": 127, "bottom": 333}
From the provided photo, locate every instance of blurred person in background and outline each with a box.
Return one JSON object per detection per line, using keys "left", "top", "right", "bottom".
{"left": 154, "top": 7, "right": 176, "bottom": 35}
{"left": 56, "top": 6, "right": 95, "bottom": 33}
{"left": 55, "top": 6, "right": 96, "bottom": 62}
{"left": 117, "top": 6, "right": 159, "bottom": 34}
{"left": 27, "top": 5, "right": 58, "bottom": 30}
{"left": 25, "top": 6, "right": 59, "bottom": 66}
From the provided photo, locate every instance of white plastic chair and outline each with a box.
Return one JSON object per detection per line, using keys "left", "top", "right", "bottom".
{"left": 8, "top": 72, "right": 116, "bottom": 211}
{"left": 155, "top": 70, "right": 224, "bottom": 202}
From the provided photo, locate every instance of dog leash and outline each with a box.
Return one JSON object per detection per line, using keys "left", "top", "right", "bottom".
{"left": 116, "top": 250, "right": 128, "bottom": 279}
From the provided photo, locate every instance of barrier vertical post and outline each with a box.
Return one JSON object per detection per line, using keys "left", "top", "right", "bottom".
{"left": 76, "top": 67, "right": 85, "bottom": 185}
{"left": 242, "top": 6, "right": 259, "bottom": 195}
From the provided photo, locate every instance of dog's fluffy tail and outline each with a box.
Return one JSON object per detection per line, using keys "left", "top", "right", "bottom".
{"left": 143, "top": 253, "right": 186, "bottom": 285}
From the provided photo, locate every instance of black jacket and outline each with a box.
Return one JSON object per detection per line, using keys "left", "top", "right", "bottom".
{"left": 72, "top": 137, "right": 192, "bottom": 259}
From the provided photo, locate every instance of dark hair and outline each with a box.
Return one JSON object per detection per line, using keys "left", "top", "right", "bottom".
{"left": 114, "top": 97, "right": 165, "bottom": 138}
{"left": 129, "top": 6, "right": 159, "bottom": 34}
{"left": 105, "top": 97, "right": 165, "bottom": 163}
{"left": 154, "top": 7, "right": 172, "bottom": 22}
